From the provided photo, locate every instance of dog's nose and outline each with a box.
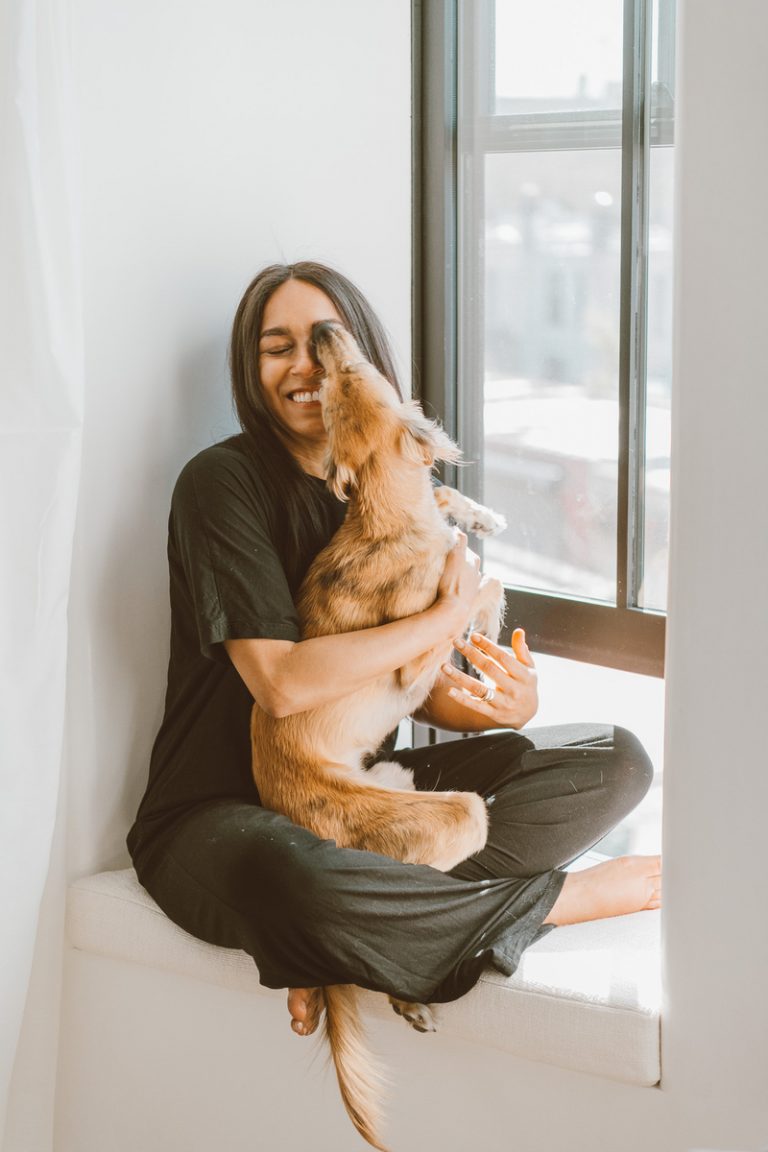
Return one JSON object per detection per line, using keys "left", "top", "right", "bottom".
{"left": 311, "top": 319, "right": 343, "bottom": 354}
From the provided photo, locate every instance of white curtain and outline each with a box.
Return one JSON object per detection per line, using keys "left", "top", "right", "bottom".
{"left": 0, "top": 0, "right": 82, "bottom": 1137}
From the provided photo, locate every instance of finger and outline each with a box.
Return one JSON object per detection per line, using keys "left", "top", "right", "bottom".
{"left": 459, "top": 633, "right": 532, "bottom": 681}
{"left": 510, "top": 627, "right": 536, "bottom": 669}
{"left": 446, "top": 684, "right": 497, "bottom": 717}
{"left": 440, "top": 662, "right": 497, "bottom": 697}
{"left": 452, "top": 639, "right": 510, "bottom": 681}
{"left": 471, "top": 630, "right": 536, "bottom": 673}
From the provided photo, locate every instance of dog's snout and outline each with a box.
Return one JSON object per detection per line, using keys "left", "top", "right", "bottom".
{"left": 310, "top": 319, "right": 344, "bottom": 357}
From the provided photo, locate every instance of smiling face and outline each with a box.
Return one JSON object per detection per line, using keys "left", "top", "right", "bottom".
{"left": 258, "top": 279, "right": 343, "bottom": 468}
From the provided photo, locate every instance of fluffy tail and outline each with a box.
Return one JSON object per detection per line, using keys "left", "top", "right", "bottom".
{"left": 323, "top": 984, "right": 389, "bottom": 1151}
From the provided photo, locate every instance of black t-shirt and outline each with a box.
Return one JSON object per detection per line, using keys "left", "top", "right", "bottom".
{"left": 127, "top": 433, "right": 348, "bottom": 872}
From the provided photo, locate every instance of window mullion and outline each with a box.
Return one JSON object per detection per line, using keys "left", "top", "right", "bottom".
{"left": 413, "top": 0, "right": 459, "bottom": 488}
{"left": 456, "top": 0, "right": 491, "bottom": 506}
{"left": 618, "top": 0, "right": 652, "bottom": 611}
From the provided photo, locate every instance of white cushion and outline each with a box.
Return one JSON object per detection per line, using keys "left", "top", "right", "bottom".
{"left": 66, "top": 868, "right": 660, "bottom": 1086}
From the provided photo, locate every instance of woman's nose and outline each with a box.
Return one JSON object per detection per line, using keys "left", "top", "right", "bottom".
{"left": 291, "top": 341, "right": 322, "bottom": 378}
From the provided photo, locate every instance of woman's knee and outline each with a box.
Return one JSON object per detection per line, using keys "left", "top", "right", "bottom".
{"left": 603, "top": 726, "right": 654, "bottom": 812}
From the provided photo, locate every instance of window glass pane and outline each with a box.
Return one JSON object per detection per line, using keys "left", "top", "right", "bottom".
{"left": 481, "top": 149, "right": 622, "bottom": 602}
{"left": 639, "top": 143, "right": 674, "bottom": 610}
{"left": 494, "top": 0, "right": 623, "bottom": 115}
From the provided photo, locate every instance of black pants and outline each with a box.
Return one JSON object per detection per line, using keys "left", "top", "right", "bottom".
{"left": 135, "top": 723, "right": 652, "bottom": 1005}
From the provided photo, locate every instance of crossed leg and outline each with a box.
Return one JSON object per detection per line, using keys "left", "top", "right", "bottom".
{"left": 287, "top": 852, "right": 661, "bottom": 1033}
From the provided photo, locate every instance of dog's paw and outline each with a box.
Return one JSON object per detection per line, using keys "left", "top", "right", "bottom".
{"left": 389, "top": 997, "right": 437, "bottom": 1034}
{"left": 464, "top": 506, "right": 507, "bottom": 539}
{"left": 434, "top": 487, "right": 507, "bottom": 538}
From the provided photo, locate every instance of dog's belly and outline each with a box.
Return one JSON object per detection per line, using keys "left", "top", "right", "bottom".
{"left": 271, "top": 673, "right": 427, "bottom": 778}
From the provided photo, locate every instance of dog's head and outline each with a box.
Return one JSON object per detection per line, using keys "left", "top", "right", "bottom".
{"left": 312, "top": 320, "right": 460, "bottom": 500}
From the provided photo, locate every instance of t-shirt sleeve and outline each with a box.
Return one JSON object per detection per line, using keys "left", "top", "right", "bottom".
{"left": 170, "top": 448, "right": 301, "bottom": 660}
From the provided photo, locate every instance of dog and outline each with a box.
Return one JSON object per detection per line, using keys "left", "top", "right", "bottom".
{"left": 250, "top": 321, "right": 506, "bottom": 1150}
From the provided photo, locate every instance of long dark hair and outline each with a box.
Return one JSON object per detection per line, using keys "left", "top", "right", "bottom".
{"left": 228, "top": 262, "right": 404, "bottom": 590}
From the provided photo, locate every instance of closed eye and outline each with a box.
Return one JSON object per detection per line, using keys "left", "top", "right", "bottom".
{"left": 261, "top": 345, "right": 292, "bottom": 356}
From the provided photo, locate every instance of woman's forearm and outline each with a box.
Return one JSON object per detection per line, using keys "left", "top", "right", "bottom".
{"left": 277, "top": 608, "right": 457, "bottom": 714}
{"left": 228, "top": 598, "right": 465, "bottom": 717}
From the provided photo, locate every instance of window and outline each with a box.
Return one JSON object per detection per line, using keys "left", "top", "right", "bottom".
{"left": 413, "top": 0, "right": 675, "bottom": 676}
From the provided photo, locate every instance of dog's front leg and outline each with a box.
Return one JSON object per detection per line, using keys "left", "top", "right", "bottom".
{"left": 434, "top": 486, "right": 507, "bottom": 538}
{"left": 469, "top": 575, "right": 506, "bottom": 644}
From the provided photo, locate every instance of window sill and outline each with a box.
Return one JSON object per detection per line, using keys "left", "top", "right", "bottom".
{"left": 65, "top": 868, "right": 660, "bottom": 1086}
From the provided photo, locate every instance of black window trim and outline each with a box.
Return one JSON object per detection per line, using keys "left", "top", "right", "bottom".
{"left": 412, "top": 0, "right": 673, "bottom": 679}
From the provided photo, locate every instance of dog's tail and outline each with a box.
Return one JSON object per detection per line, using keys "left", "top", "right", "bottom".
{"left": 323, "top": 984, "right": 389, "bottom": 1152}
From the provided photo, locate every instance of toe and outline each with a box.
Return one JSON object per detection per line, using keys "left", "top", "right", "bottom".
{"left": 288, "top": 988, "right": 322, "bottom": 1037}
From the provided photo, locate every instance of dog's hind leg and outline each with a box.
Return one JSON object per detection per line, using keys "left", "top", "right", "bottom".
{"left": 389, "top": 997, "right": 437, "bottom": 1034}
{"left": 364, "top": 761, "right": 415, "bottom": 791}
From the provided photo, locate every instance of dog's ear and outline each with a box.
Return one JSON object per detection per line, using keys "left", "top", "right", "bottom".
{"left": 326, "top": 458, "right": 357, "bottom": 502}
{"left": 399, "top": 402, "right": 462, "bottom": 467}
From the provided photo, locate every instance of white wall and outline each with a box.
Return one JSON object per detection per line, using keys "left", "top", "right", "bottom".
{"left": 64, "top": 0, "right": 413, "bottom": 878}
{"left": 661, "top": 0, "right": 768, "bottom": 1145}
{"left": 5, "top": 1, "right": 411, "bottom": 1147}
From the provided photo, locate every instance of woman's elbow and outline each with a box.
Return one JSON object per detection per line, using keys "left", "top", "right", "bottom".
{"left": 254, "top": 673, "right": 302, "bottom": 719}
{"left": 252, "top": 682, "right": 291, "bottom": 719}
{"left": 263, "top": 695, "right": 295, "bottom": 719}
{"left": 226, "top": 639, "right": 300, "bottom": 718}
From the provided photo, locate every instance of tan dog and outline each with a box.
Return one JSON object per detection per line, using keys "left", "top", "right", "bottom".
{"left": 250, "top": 321, "right": 506, "bottom": 1151}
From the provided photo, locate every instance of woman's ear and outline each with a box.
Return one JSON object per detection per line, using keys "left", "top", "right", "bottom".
{"left": 398, "top": 402, "right": 462, "bottom": 467}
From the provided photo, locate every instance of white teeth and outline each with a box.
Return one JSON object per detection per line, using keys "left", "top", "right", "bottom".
{"left": 289, "top": 390, "right": 321, "bottom": 404}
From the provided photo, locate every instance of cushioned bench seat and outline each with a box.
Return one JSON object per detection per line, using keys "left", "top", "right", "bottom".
{"left": 65, "top": 867, "right": 661, "bottom": 1086}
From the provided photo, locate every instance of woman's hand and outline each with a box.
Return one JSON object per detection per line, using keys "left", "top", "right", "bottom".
{"left": 435, "top": 532, "right": 483, "bottom": 637}
{"left": 441, "top": 628, "right": 538, "bottom": 730}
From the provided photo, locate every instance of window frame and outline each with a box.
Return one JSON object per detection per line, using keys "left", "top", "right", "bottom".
{"left": 412, "top": 0, "right": 674, "bottom": 677}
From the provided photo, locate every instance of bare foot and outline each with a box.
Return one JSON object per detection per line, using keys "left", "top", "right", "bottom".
{"left": 545, "top": 855, "right": 662, "bottom": 926}
{"left": 287, "top": 987, "right": 322, "bottom": 1036}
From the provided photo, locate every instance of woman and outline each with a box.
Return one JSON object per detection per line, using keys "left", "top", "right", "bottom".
{"left": 127, "top": 261, "right": 661, "bottom": 1038}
